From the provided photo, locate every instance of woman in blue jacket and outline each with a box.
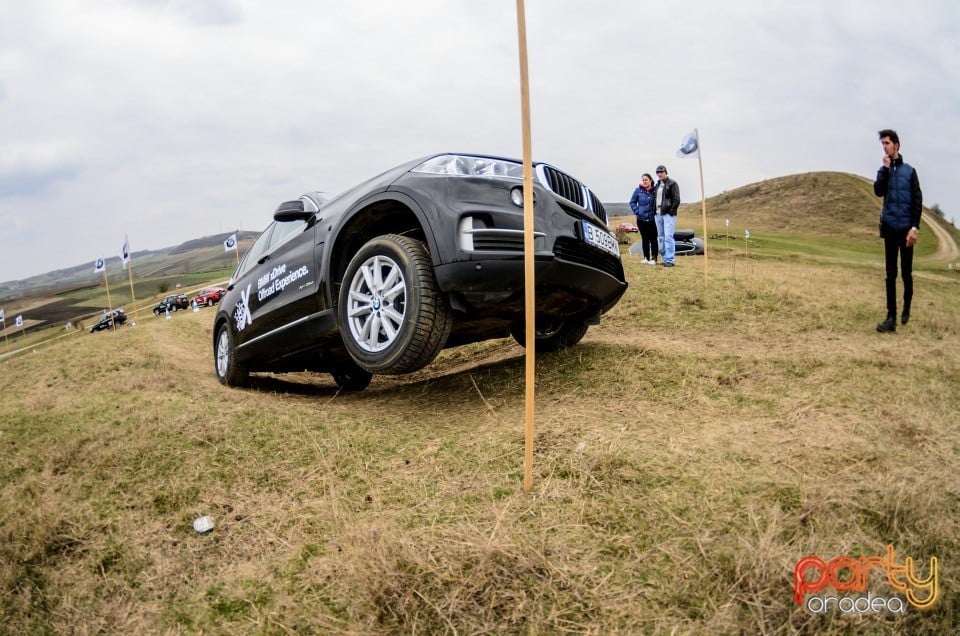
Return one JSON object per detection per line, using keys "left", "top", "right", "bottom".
{"left": 629, "top": 173, "right": 658, "bottom": 264}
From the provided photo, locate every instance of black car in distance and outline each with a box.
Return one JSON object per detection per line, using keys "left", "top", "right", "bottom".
{"left": 213, "top": 153, "right": 628, "bottom": 391}
{"left": 153, "top": 294, "right": 190, "bottom": 316}
{"left": 90, "top": 308, "right": 127, "bottom": 332}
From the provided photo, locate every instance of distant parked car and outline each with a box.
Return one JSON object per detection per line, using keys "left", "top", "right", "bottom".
{"left": 153, "top": 293, "right": 189, "bottom": 315}
{"left": 616, "top": 222, "right": 639, "bottom": 233}
{"left": 673, "top": 229, "right": 705, "bottom": 255}
{"left": 90, "top": 308, "right": 127, "bottom": 332}
{"left": 626, "top": 229, "right": 705, "bottom": 257}
{"left": 191, "top": 287, "right": 226, "bottom": 307}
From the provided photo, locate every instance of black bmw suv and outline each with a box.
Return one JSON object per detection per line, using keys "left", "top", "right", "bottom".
{"left": 214, "top": 153, "right": 627, "bottom": 391}
{"left": 153, "top": 294, "right": 190, "bottom": 315}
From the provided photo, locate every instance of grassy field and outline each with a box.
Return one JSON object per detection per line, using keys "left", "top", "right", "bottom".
{"left": 2, "top": 218, "right": 958, "bottom": 633}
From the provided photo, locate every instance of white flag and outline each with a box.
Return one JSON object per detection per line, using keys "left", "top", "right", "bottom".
{"left": 745, "top": 229, "right": 750, "bottom": 239}
{"left": 224, "top": 233, "right": 238, "bottom": 252}
{"left": 94, "top": 256, "right": 106, "bottom": 273}
{"left": 0, "top": 308, "right": 4, "bottom": 321}
{"left": 15, "top": 315, "right": 23, "bottom": 327}
{"left": 121, "top": 235, "right": 131, "bottom": 268}
{"left": 676, "top": 128, "right": 700, "bottom": 159}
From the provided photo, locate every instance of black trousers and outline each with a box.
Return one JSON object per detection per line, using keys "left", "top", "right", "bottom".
{"left": 883, "top": 228, "right": 914, "bottom": 318}
{"left": 638, "top": 219, "right": 659, "bottom": 261}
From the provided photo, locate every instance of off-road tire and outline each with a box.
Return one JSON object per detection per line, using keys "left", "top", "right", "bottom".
{"left": 338, "top": 234, "right": 452, "bottom": 374}
{"left": 214, "top": 322, "right": 250, "bottom": 387}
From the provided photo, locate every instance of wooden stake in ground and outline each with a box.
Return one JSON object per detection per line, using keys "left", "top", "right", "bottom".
{"left": 94, "top": 257, "right": 116, "bottom": 332}
{"left": 126, "top": 264, "right": 140, "bottom": 328}
{"left": 516, "top": 0, "right": 536, "bottom": 493}
{"left": 120, "top": 235, "right": 137, "bottom": 326}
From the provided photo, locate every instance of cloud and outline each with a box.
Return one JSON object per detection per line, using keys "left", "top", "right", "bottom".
{"left": 0, "top": 148, "right": 80, "bottom": 197}
{"left": 0, "top": 1, "right": 957, "bottom": 283}
{"left": 128, "top": 0, "right": 243, "bottom": 27}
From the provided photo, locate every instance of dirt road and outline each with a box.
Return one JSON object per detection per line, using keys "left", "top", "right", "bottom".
{"left": 924, "top": 212, "right": 960, "bottom": 262}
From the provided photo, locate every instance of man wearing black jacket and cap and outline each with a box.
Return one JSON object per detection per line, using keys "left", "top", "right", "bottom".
{"left": 654, "top": 165, "right": 681, "bottom": 267}
{"left": 874, "top": 129, "right": 922, "bottom": 333}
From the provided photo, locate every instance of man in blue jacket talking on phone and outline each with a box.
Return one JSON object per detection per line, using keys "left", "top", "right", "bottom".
{"left": 874, "top": 129, "right": 922, "bottom": 333}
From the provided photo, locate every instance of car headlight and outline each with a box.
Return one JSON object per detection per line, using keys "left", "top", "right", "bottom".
{"left": 412, "top": 154, "right": 524, "bottom": 179}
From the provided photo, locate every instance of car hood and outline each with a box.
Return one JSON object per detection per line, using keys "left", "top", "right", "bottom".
{"left": 316, "top": 153, "right": 533, "bottom": 212}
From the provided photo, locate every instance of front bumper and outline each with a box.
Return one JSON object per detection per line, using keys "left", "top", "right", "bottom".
{"left": 391, "top": 164, "right": 627, "bottom": 318}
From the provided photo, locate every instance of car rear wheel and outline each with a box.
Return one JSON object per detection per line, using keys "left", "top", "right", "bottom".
{"left": 331, "top": 360, "right": 373, "bottom": 391}
{"left": 215, "top": 323, "right": 249, "bottom": 387}
{"left": 338, "top": 234, "right": 452, "bottom": 374}
{"left": 510, "top": 317, "right": 588, "bottom": 352}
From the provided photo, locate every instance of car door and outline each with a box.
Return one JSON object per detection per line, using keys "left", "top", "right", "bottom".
{"left": 234, "top": 217, "right": 320, "bottom": 358}
{"left": 252, "top": 211, "right": 319, "bottom": 346}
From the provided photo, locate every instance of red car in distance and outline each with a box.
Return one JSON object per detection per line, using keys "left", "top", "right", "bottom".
{"left": 192, "top": 288, "right": 226, "bottom": 307}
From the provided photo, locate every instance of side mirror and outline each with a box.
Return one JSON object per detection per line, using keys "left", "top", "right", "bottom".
{"left": 273, "top": 200, "right": 313, "bottom": 222}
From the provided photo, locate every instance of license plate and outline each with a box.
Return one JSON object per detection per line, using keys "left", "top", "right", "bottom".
{"left": 581, "top": 221, "right": 620, "bottom": 257}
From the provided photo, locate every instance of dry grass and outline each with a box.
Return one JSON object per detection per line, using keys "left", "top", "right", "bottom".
{"left": 2, "top": 245, "right": 959, "bottom": 634}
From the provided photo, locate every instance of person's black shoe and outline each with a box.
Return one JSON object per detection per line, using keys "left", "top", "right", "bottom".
{"left": 901, "top": 311, "right": 910, "bottom": 325}
{"left": 663, "top": 262, "right": 675, "bottom": 268}
{"left": 876, "top": 316, "right": 896, "bottom": 333}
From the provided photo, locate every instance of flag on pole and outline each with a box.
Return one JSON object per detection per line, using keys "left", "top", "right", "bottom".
{"left": 121, "top": 235, "right": 131, "bottom": 268}
{"left": 745, "top": 229, "right": 751, "bottom": 239}
{"left": 0, "top": 308, "right": 4, "bottom": 321}
{"left": 15, "top": 315, "right": 23, "bottom": 327}
{"left": 94, "top": 256, "right": 106, "bottom": 273}
{"left": 676, "top": 128, "right": 700, "bottom": 159}
{"left": 224, "top": 233, "right": 238, "bottom": 252}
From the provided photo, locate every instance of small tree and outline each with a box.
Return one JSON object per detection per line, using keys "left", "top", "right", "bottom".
{"left": 158, "top": 282, "right": 170, "bottom": 294}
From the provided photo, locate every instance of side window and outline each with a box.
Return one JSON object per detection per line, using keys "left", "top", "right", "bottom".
{"left": 267, "top": 218, "right": 307, "bottom": 252}
{"left": 235, "top": 223, "right": 275, "bottom": 279}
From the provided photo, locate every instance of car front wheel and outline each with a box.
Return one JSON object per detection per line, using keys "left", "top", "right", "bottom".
{"left": 215, "top": 322, "right": 249, "bottom": 387}
{"left": 338, "top": 234, "right": 451, "bottom": 374}
{"left": 510, "top": 317, "right": 588, "bottom": 352}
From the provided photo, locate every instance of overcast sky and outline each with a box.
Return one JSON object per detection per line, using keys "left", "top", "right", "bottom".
{"left": 1, "top": 1, "right": 958, "bottom": 283}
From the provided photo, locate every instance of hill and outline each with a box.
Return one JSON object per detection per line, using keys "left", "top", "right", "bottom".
{"left": 613, "top": 171, "right": 959, "bottom": 243}
{"left": 0, "top": 232, "right": 260, "bottom": 336}
{"left": 0, "top": 231, "right": 260, "bottom": 300}
{"left": 689, "top": 171, "right": 880, "bottom": 238}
